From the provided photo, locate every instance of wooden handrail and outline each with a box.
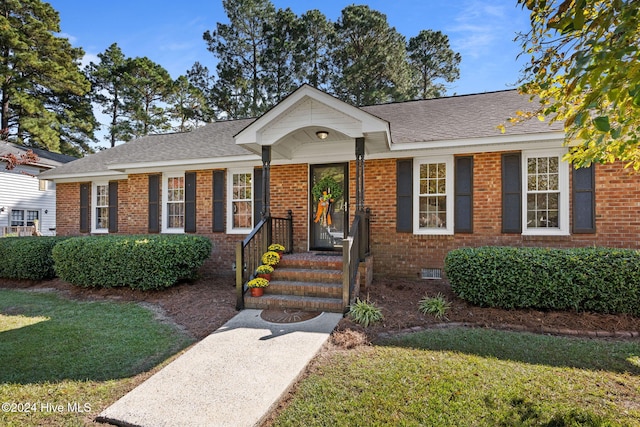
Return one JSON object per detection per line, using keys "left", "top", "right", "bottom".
{"left": 235, "top": 211, "right": 293, "bottom": 310}
{"left": 342, "top": 209, "right": 371, "bottom": 311}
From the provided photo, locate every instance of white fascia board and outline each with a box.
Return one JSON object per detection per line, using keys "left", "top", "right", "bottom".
{"left": 389, "top": 131, "right": 565, "bottom": 153}
{"left": 106, "top": 154, "right": 260, "bottom": 172}
{"left": 43, "top": 171, "right": 128, "bottom": 183}
{"left": 365, "top": 134, "right": 566, "bottom": 160}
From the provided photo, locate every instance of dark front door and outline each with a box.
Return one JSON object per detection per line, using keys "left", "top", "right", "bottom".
{"left": 310, "top": 163, "right": 348, "bottom": 250}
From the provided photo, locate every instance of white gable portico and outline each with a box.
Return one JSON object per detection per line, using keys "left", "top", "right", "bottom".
{"left": 234, "top": 84, "right": 391, "bottom": 161}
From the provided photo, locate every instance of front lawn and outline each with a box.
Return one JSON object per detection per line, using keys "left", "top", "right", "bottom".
{"left": 270, "top": 328, "right": 640, "bottom": 426}
{"left": 0, "top": 289, "right": 193, "bottom": 426}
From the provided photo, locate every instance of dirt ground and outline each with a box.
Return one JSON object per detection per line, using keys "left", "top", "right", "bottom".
{"left": 2, "top": 276, "right": 640, "bottom": 341}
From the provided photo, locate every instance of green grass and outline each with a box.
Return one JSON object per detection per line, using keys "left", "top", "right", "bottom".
{"left": 271, "top": 328, "right": 640, "bottom": 427}
{"left": 0, "top": 289, "right": 193, "bottom": 426}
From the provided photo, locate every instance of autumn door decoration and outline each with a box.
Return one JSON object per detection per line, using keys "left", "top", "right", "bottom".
{"left": 312, "top": 175, "right": 343, "bottom": 228}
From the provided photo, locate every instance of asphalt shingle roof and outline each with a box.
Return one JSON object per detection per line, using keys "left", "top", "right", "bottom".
{"left": 362, "top": 90, "right": 562, "bottom": 143}
{"left": 0, "top": 142, "right": 77, "bottom": 168}
{"left": 41, "top": 89, "right": 563, "bottom": 179}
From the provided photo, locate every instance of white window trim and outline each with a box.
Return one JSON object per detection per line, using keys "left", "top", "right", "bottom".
{"left": 413, "top": 156, "right": 454, "bottom": 235}
{"left": 91, "top": 181, "right": 109, "bottom": 234}
{"left": 522, "top": 148, "right": 570, "bottom": 236}
{"left": 161, "top": 172, "right": 185, "bottom": 234}
{"left": 226, "top": 168, "right": 254, "bottom": 235}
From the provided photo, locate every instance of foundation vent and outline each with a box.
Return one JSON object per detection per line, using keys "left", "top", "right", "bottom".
{"left": 420, "top": 268, "right": 442, "bottom": 280}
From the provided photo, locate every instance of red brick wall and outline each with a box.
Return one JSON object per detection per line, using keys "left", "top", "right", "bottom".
{"left": 56, "top": 182, "right": 83, "bottom": 236}
{"left": 54, "top": 155, "right": 640, "bottom": 279}
{"left": 271, "top": 164, "right": 308, "bottom": 253}
{"left": 361, "top": 154, "right": 640, "bottom": 278}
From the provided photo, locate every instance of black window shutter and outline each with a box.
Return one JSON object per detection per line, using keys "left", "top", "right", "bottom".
{"left": 502, "top": 153, "right": 522, "bottom": 233}
{"left": 396, "top": 159, "right": 413, "bottom": 232}
{"left": 253, "top": 167, "right": 263, "bottom": 226}
{"left": 213, "top": 170, "right": 225, "bottom": 232}
{"left": 454, "top": 156, "right": 474, "bottom": 233}
{"left": 108, "top": 181, "right": 118, "bottom": 233}
{"left": 79, "top": 183, "right": 89, "bottom": 233}
{"left": 572, "top": 164, "right": 596, "bottom": 233}
{"left": 185, "top": 172, "right": 196, "bottom": 233}
{"left": 148, "top": 175, "right": 160, "bottom": 233}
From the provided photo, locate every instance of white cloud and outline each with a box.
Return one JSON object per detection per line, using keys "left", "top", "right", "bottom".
{"left": 446, "top": 1, "right": 524, "bottom": 59}
{"left": 80, "top": 53, "right": 99, "bottom": 68}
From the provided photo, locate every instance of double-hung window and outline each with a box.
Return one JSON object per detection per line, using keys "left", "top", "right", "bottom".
{"left": 413, "top": 156, "right": 453, "bottom": 235}
{"left": 227, "top": 169, "right": 253, "bottom": 233}
{"left": 93, "top": 183, "right": 109, "bottom": 232}
{"left": 162, "top": 173, "right": 185, "bottom": 233}
{"left": 11, "top": 209, "right": 39, "bottom": 227}
{"left": 523, "top": 149, "right": 569, "bottom": 235}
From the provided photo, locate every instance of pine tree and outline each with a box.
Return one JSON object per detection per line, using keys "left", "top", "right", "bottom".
{"left": 123, "top": 56, "right": 173, "bottom": 138}
{"left": 332, "top": 5, "right": 412, "bottom": 106}
{"left": 0, "top": 0, "right": 94, "bottom": 154}
{"left": 86, "top": 43, "right": 130, "bottom": 148}
{"left": 203, "top": 0, "right": 276, "bottom": 118}
{"left": 407, "top": 30, "right": 461, "bottom": 99}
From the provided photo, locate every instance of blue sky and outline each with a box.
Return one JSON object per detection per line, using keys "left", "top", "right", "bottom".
{"left": 50, "top": 0, "right": 532, "bottom": 96}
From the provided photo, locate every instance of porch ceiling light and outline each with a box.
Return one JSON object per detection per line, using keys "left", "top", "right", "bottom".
{"left": 315, "top": 130, "right": 329, "bottom": 140}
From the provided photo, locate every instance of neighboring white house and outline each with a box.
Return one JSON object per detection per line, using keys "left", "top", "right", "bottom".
{"left": 0, "top": 142, "right": 76, "bottom": 236}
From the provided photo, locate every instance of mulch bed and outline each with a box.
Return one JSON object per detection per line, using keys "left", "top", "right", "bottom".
{"left": 2, "top": 276, "right": 640, "bottom": 342}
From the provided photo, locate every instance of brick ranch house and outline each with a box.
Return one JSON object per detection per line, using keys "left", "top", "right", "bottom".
{"left": 39, "top": 85, "right": 640, "bottom": 309}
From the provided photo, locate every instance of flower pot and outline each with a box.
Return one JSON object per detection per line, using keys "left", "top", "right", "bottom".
{"left": 257, "top": 273, "right": 272, "bottom": 281}
{"left": 250, "top": 287, "right": 264, "bottom": 297}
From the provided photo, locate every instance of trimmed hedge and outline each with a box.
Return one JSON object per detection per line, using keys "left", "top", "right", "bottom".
{"left": 52, "top": 235, "right": 212, "bottom": 290}
{"left": 0, "top": 236, "right": 69, "bottom": 280}
{"left": 444, "top": 246, "right": 640, "bottom": 316}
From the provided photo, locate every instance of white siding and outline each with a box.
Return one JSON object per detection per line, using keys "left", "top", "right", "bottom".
{"left": 0, "top": 166, "right": 57, "bottom": 236}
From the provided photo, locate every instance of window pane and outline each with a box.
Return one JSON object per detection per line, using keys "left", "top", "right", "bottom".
{"left": 166, "top": 176, "right": 185, "bottom": 228}
{"left": 10, "top": 210, "right": 24, "bottom": 226}
{"left": 418, "top": 196, "right": 446, "bottom": 228}
{"left": 526, "top": 156, "right": 562, "bottom": 229}
{"left": 96, "top": 207, "right": 108, "bottom": 229}
{"left": 537, "top": 157, "right": 548, "bottom": 173}
{"left": 168, "top": 202, "right": 184, "bottom": 228}
{"left": 233, "top": 201, "right": 252, "bottom": 228}
{"left": 420, "top": 163, "right": 446, "bottom": 196}
{"left": 168, "top": 177, "right": 184, "bottom": 202}
{"left": 96, "top": 185, "right": 108, "bottom": 207}
{"left": 231, "top": 173, "right": 252, "bottom": 228}
{"left": 418, "top": 161, "right": 447, "bottom": 230}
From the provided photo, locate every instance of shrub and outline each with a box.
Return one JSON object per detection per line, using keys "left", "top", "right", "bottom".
{"left": 0, "top": 237, "right": 69, "bottom": 280}
{"left": 348, "top": 298, "right": 384, "bottom": 327}
{"left": 418, "top": 293, "right": 451, "bottom": 320}
{"left": 445, "top": 246, "right": 640, "bottom": 316}
{"left": 52, "top": 235, "right": 212, "bottom": 290}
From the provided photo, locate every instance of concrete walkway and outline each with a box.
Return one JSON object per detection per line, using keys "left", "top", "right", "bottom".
{"left": 97, "top": 309, "right": 342, "bottom": 427}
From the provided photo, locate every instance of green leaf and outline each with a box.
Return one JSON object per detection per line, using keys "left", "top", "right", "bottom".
{"left": 593, "top": 116, "right": 610, "bottom": 132}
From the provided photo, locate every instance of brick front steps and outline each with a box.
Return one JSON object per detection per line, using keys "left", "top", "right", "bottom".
{"left": 244, "top": 252, "right": 345, "bottom": 313}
